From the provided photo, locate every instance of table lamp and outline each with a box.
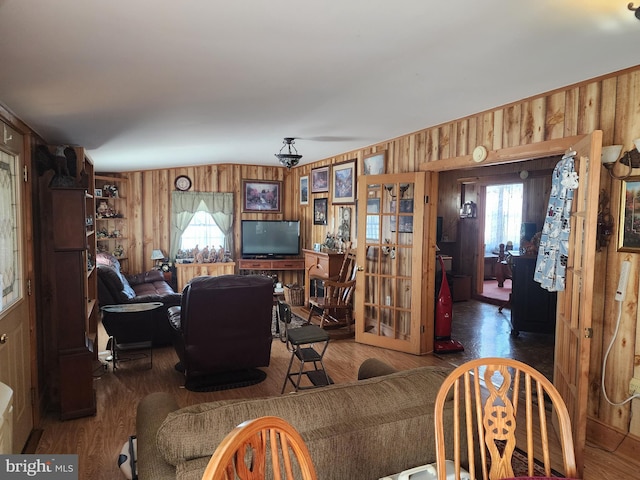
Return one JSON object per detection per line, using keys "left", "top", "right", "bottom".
{"left": 151, "top": 249, "right": 165, "bottom": 269}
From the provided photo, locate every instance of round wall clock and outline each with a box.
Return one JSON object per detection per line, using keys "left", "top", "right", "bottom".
{"left": 472, "top": 145, "right": 488, "bottom": 163}
{"left": 175, "top": 175, "right": 192, "bottom": 191}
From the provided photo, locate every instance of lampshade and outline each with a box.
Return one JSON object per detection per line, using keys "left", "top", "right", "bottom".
{"left": 601, "top": 145, "right": 623, "bottom": 164}
{"left": 150, "top": 249, "right": 164, "bottom": 261}
{"left": 275, "top": 137, "right": 302, "bottom": 169}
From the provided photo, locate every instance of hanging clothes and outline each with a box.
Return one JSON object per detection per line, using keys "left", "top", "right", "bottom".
{"left": 534, "top": 151, "right": 579, "bottom": 292}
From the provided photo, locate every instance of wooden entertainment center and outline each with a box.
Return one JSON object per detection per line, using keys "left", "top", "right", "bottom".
{"left": 237, "top": 258, "right": 305, "bottom": 271}
{"left": 237, "top": 251, "right": 346, "bottom": 309}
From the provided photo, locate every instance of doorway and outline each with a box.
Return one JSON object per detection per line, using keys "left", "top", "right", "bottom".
{"left": 479, "top": 182, "right": 523, "bottom": 304}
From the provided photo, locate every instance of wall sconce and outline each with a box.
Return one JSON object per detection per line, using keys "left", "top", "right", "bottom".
{"left": 384, "top": 183, "right": 409, "bottom": 199}
{"left": 601, "top": 141, "right": 640, "bottom": 180}
{"left": 629, "top": 3, "right": 640, "bottom": 20}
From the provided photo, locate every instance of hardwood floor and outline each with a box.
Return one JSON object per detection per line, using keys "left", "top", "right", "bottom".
{"left": 32, "top": 307, "right": 640, "bottom": 480}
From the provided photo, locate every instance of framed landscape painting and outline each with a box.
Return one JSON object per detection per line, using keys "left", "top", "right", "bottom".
{"left": 331, "top": 160, "right": 356, "bottom": 204}
{"left": 242, "top": 180, "right": 281, "bottom": 213}
{"left": 363, "top": 151, "right": 386, "bottom": 175}
{"left": 311, "top": 166, "right": 330, "bottom": 193}
{"left": 300, "top": 175, "right": 309, "bottom": 205}
{"left": 618, "top": 176, "right": 640, "bottom": 252}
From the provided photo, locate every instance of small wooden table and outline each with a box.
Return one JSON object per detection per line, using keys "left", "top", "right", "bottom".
{"left": 101, "top": 302, "right": 163, "bottom": 369}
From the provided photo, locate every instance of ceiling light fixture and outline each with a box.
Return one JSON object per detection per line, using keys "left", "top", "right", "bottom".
{"left": 275, "top": 137, "right": 302, "bottom": 169}
{"left": 630, "top": 3, "right": 640, "bottom": 20}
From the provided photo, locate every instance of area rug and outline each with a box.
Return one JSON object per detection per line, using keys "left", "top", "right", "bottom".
{"left": 183, "top": 367, "right": 267, "bottom": 392}
{"left": 271, "top": 308, "right": 306, "bottom": 339}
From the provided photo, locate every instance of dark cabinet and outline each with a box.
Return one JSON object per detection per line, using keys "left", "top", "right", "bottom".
{"left": 38, "top": 147, "right": 97, "bottom": 420}
{"left": 510, "top": 254, "right": 557, "bottom": 335}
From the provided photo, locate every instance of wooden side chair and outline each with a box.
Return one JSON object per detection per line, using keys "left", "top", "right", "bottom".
{"left": 307, "top": 248, "right": 357, "bottom": 332}
{"left": 434, "top": 357, "right": 578, "bottom": 480}
{"left": 200, "top": 416, "right": 318, "bottom": 480}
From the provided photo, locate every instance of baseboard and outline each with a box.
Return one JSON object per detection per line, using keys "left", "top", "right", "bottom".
{"left": 587, "top": 417, "right": 640, "bottom": 460}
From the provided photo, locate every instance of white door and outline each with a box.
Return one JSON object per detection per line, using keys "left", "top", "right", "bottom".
{"left": 0, "top": 122, "right": 33, "bottom": 452}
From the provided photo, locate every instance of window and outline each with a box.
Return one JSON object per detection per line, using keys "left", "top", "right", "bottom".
{"left": 180, "top": 211, "right": 225, "bottom": 251}
{"left": 484, "top": 183, "right": 523, "bottom": 255}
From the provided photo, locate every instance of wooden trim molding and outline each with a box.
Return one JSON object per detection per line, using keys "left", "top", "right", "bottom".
{"left": 587, "top": 417, "right": 640, "bottom": 461}
{"left": 420, "top": 135, "right": 585, "bottom": 172}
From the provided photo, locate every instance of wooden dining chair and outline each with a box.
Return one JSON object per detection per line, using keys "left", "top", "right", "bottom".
{"left": 307, "top": 248, "right": 357, "bottom": 332}
{"left": 201, "top": 416, "right": 318, "bottom": 480}
{"left": 434, "top": 357, "right": 578, "bottom": 480}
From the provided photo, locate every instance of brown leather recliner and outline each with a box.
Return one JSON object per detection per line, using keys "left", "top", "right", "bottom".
{"left": 168, "top": 274, "right": 274, "bottom": 381}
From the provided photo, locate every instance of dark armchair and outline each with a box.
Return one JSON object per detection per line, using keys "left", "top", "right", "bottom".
{"left": 96, "top": 253, "right": 181, "bottom": 346}
{"left": 167, "top": 274, "right": 273, "bottom": 382}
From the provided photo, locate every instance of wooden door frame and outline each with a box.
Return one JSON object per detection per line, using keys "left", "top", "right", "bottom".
{"left": 421, "top": 134, "right": 597, "bottom": 474}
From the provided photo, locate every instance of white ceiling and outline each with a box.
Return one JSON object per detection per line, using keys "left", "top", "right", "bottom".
{"left": 0, "top": 1, "right": 639, "bottom": 172}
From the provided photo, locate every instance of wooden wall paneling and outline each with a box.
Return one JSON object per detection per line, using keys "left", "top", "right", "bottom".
{"left": 578, "top": 82, "right": 601, "bottom": 135}
{"left": 524, "top": 97, "right": 545, "bottom": 144}
{"left": 438, "top": 125, "right": 450, "bottom": 163}
{"left": 456, "top": 118, "right": 468, "bottom": 157}
{"left": 545, "top": 91, "right": 566, "bottom": 139}
{"left": 587, "top": 169, "right": 613, "bottom": 420}
{"left": 142, "top": 170, "right": 156, "bottom": 272}
{"left": 599, "top": 76, "right": 618, "bottom": 146}
{"left": 428, "top": 128, "right": 439, "bottom": 163}
{"left": 480, "top": 111, "right": 494, "bottom": 149}
{"left": 469, "top": 116, "right": 480, "bottom": 155}
{"left": 492, "top": 109, "right": 504, "bottom": 151}
{"left": 503, "top": 103, "right": 522, "bottom": 148}
{"left": 129, "top": 171, "right": 144, "bottom": 274}
{"left": 625, "top": 70, "right": 640, "bottom": 143}
{"left": 563, "top": 86, "right": 580, "bottom": 137}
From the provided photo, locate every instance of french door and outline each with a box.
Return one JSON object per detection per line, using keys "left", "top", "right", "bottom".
{"left": 355, "top": 172, "right": 435, "bottom": 354}
{"left": 553, "top": 131, "right": 601, "bottom": 474}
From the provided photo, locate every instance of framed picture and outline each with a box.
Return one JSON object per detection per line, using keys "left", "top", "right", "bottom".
{"left": 242, "top": 180, "right": 282, "bottom": 213}
{"left": 331, "top": 160, "right": 356, "bottom": 204}
{"left": 313, "top": 198, "right": 328, "bottom": 225}
{"left": 618, "top": 176, "right": 640, "bottom": 252}
{"left": 95, "top": 188, "right": 103, "bottom": 197}
{"left": 311, "top": 166, "right": 330, "bottom": 193}
{"left": 363, "top": 151, "right": 387, "bottom": 175}
{"left": 300, "top": 175, "right": 309, "bottom": 205}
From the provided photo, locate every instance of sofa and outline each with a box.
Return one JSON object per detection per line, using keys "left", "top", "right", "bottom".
{"left": 135, "top": 358, "right": 462, "bottom": 480}
{"left": 168, "top": 274, "right": 274, "bottom": 381}
{"left": 96, "top": 252, "right": 182, "bottom": 346}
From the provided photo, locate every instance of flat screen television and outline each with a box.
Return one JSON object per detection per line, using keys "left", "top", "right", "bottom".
{"left": 241, "top": 220, "right": 300, "bottom": 258}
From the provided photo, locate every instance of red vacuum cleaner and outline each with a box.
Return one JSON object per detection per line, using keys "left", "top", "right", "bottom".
{"left": 434, "top": 255, "right": 464, "bottom": 353}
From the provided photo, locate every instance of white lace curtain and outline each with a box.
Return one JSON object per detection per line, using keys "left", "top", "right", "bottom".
{"left": 170, "top": 191, "right": 234, "bottom": 260}
{"left": 484, "top": 183, "right": 523, "bottom": 255}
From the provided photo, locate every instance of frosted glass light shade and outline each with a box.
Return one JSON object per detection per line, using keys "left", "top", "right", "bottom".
{"left": 634, "top": 138, "right": 640, "bottom": 153}
{"left": 601, "top": 145, "right": 622, "bottom": 164}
